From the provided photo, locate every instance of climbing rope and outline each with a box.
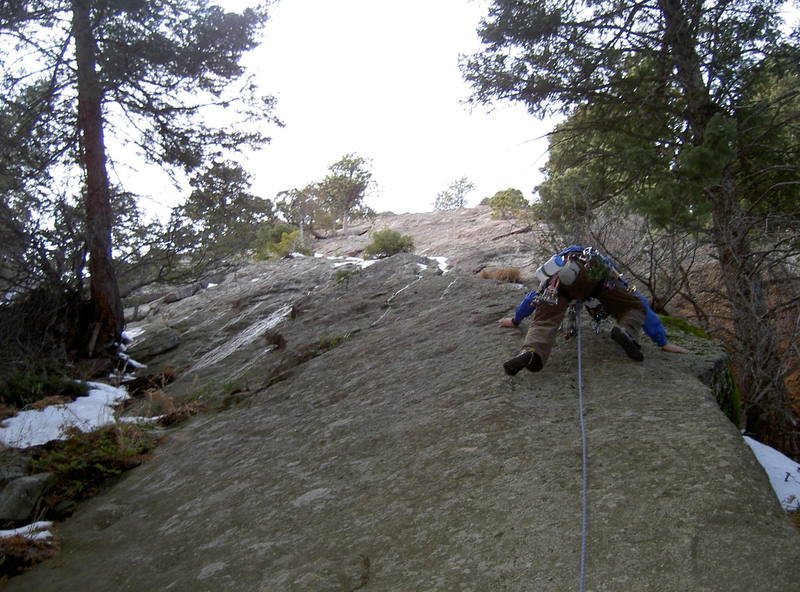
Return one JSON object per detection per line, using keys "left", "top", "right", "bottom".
{"left": 576, "top": 302, "right": 589, "bottom": 592}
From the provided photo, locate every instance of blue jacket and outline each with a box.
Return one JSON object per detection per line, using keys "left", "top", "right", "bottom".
{"left": 511, "top": 290, "right": 668, "bottom": 347}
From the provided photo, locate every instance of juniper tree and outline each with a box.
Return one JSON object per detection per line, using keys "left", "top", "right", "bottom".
{"left": 463, "top": 0, "right": 800, "bottom": 454}
{"left": 319, "top": 153, "right": 373, "bottom": 233}
{"left": 434, "top": 177, "right": 475, "bottom": 210}
{"left": 0, "top": 0, "right": 277, "bottom": 356}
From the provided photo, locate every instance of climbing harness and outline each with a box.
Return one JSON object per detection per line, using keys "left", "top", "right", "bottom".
{"left": 584, "top": 299, "right": 610, "bottom": 334}
{"left": 575, "top": 302, "right": 590, "bottom": 592}
{"left": 563, "top": 298, "right": 609, "bottom": 340}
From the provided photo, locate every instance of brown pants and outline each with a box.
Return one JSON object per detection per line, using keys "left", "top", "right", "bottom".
{"left": 522, "top": 263, "right": 645, "bottom": 366}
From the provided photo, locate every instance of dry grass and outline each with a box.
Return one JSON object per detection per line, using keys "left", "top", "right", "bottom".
{"left": 0, "top": 532, "right": 60, "bottom": 580}
{"left": 29, "top": 396, "right": 72, "bottom": 410}
{"left": 479, "top": 268, "right": 523, "bottom": 284}
{"left": 790, "top": 510, "right": 800, "bottom": 530}
{"left": 156, "top": 400, "right": 207, "bottom": 427}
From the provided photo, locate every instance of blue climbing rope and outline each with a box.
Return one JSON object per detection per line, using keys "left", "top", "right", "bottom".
{"left": 576, "top": 302, "right": 589, "bottom": 592}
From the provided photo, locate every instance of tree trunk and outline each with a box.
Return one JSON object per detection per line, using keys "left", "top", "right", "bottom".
{"left": 72, "top": 0, "right": 123, "bottom": 355}
{"left": 709, "top": 181, "right": 799, "bottom": 455}
{"left": 659, "top": 0, "right": 798, "bottom": 455}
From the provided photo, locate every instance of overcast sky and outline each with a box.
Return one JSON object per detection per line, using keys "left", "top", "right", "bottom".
{"left": 226, "top": 0, "right": 555, "bottom": 215}
{"left": 128, "top": 0, "right": 796, "bottom": 218}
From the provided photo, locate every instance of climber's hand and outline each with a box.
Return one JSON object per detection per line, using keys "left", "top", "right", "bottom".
{"left": 662, "top": 343, "right": 690, "bottom": 354}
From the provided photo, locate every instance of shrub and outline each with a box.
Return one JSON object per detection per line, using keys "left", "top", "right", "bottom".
{"left": 362, "top": 229, "right": 414, "bottom": 259}
{"left": 485, "top": 188, "right": 530, "bottom": 220}
{"left": 255, "top": 229, "right": 312, "bottom": 260}
{"left": 480, "top": 268, "right": 522, "bottom": 283}
{"left": 335, "top": 267, "right": 360, "bottom": 288}
{"left": 30, "top": 423, "right": 158, "bottom": 503}
{"left": 251, "top": 222, "right": 296, "bottom": 253}
{"left": 0, "top": 372, "right": 88, "bottom": 410}
{"left": 0, "top": 531, "right": 60, "bottom": 579}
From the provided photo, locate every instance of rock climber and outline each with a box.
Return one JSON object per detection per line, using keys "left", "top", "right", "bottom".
{"left": 502, "top": 246, "right": 689, "bottom": 376}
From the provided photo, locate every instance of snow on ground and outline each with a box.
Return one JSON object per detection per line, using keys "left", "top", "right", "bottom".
{"left": 429, "top": 256, "right": 450, "bottom": 273}
{"left": 0, "top": 521, "right": 54, "bottom": 541}
{"left": 0, "top": 382, "right": 138, "bottom": 540}
{"left": 315, "top": 252, "right": 448, "bottom": 272}
{"left": 5, "top": 255, "right": 794, "bottom": 544}
{"left": 0, "top": 381, "right": 130, "bottom": 449}
{"left": 744, "top": 435, "right": 800, "bottom": 511}
{"left": 331, "top": 257, "right": 377, "bottom": 269}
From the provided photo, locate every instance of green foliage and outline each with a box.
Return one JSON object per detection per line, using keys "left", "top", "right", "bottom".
{"left": 319, "top": 153, "right": 373, "bottom": 230}
{"left": 276, "top": 187, "right": 319, "bottom": 236}
{"left": 465, "top": 0, "right": 798, "bottom": 231}
{"left": 676, "top": 114, "right": 739, "bottom": 186}
{"left": 1, "top": 0, "right": 280, "bottom": 356}
{"left": 335, "top": 267, "right": 361, "bottom": 287}
{"left": 255, "top": 230, "right": 312, "bottom": 260}
{"left": 362, "top": 229, "right": 415, "bottom": 259}
{"left": 252, "top": 221, "right": 297, "bottom": 256}
{"left": 0, "top": 372, "right": 87, "bottom": 409}
{"left": 2, "top": 1, "right": 275, "bottom": 174}
{"left": 486, "top": 188, "right": 530, "bottom": 219}
{"left": 174, "top": 160, "right": 275, "bottom": 260}
{"left": 434, "top": 177, "right": 475, "bottom": 210}
{"left": 30, "top": 424, "right": 158, "bottom": 501}
{"left": 719, "top": 362, "right": 743, "bottom": 429}
{"left": 276, "top": 154, "right": 374, "bottom": 235}
{"left": 658, "top": 315, "right": 711, "bottom": 340}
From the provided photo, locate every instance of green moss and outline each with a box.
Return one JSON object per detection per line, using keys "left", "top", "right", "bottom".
{"left": 319, "top": 334, "right": 351, "bottom": 351}
{"left": 718, "top": 361, "right": 743, "bottom": 428}
{"left": 658, "top": 314, "right": 712, "bottom": 339}
{"left": 660, "top": 315, "right": 741, "bottom": 426}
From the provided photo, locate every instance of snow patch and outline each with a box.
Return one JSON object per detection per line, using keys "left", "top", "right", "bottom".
{"left": 0, "top": 382, "right": 130, "bottom": 448}
{"left": 122, "top": 326, "right": 145, "bottom": 340}
{"left": 331, "top": 256, "right": 376, "bottom": 269}
{"left": 744, "top": 435, "right": 800, "bottom": 511}
{"left": 0, "top": 521, "right": 54, "bottom": 541}
{"left": 430, "top": 256, "right": 450, "bottom": 273}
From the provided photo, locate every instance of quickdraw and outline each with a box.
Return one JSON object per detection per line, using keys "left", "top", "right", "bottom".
{"left": 564, "top": 299, "right": 611, "bottom": 340}
{"left": 584, "top": 300, "right": 610, "bottom": 334}
{"left": 537, "top": 275, "right": 561, "bottom": 306}
{"left": 564, "top": 301, "right": 578, "bottom": 340}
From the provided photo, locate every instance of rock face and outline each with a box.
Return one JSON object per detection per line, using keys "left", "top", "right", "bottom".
{"left": 7, "top": 209, "right": 800, "bottom": 591}
{"left": 312, "top": 206, "right": 542, "bottom": 274}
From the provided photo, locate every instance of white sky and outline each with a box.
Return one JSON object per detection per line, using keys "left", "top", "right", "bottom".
{"left": 115, "top": 0, "right": 798, "bottom": 218}
{"left": 132, "top": 0, "right": 553, "bottom": 217}
{"left": 239, "top": 0, "right": 555, "bottom": 214}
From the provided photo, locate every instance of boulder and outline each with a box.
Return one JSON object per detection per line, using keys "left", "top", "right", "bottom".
{"left": 0, "top": 448, "right": 31, "bottom": 485}
{"left": 0, "top": 473, "right": 55, "bottom": 522}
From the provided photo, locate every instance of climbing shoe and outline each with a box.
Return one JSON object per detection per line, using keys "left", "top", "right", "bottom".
{"left": 611, "top": 327, "right": 644, "bottom": 361}
{"left": 503, "top": 349, "right": 543, "bottom": 375}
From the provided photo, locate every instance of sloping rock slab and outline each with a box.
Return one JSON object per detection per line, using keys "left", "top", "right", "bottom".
{"left": 8, "top": 258, "right": 799, "bottom": 591}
